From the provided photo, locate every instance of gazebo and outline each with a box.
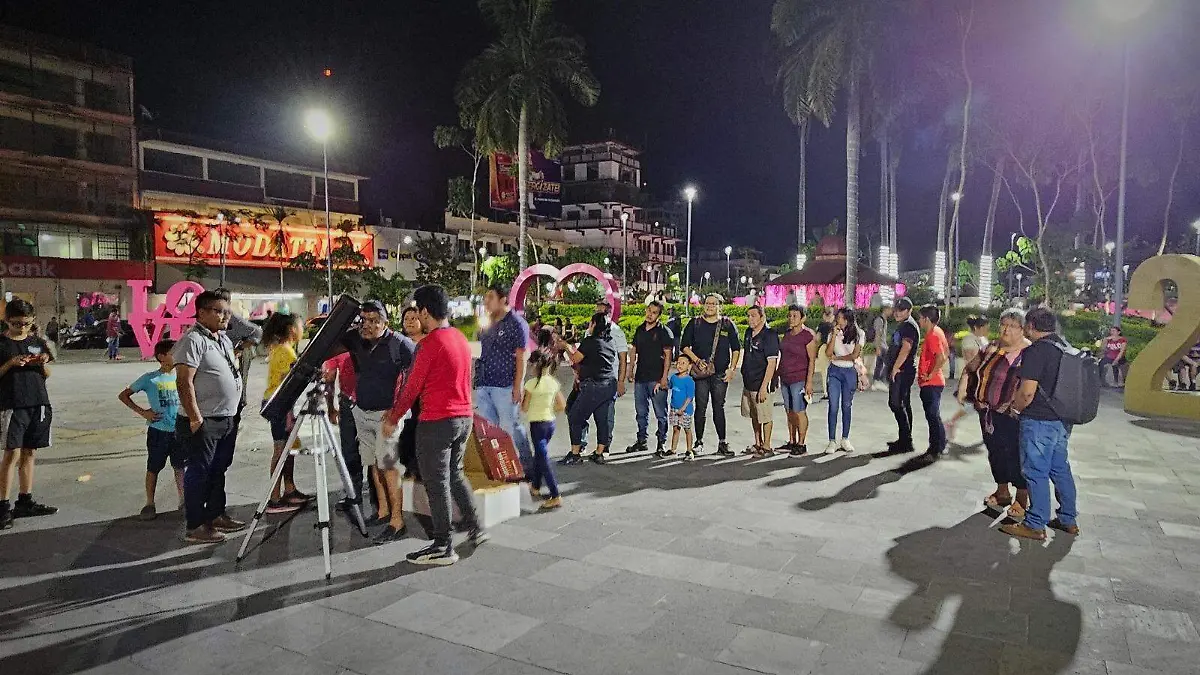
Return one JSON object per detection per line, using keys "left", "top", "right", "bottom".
{"left": 763, "top": 235, "right": 905, "bottom": 308}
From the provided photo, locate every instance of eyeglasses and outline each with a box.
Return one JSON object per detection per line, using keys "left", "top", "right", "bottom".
{"left": 7, "top": 319, "right": 33, "bottom": 327}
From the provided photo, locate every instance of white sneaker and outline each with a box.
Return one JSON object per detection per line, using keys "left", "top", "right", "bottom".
{"left": 823, "top": 440, "right": 840, "bottom": 454}
{"left": 839, "top": 438, "right": 856, "bottom": 453}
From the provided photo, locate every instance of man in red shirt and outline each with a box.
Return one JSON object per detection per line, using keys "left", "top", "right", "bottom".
{"left": 381, "top": 285, "right": 485, "bottom": 565}
{"left": 917, "top": 305, "right": 949, "bottom": 459}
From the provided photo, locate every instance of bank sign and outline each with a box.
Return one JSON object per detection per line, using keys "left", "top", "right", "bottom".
{"left": 0, "top": 256, "right": 147, "bottom": 280}
{"left": 153, "top": 213, "right": 373, "bottom": 269}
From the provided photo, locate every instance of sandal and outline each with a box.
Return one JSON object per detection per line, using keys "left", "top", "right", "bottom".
{"left": 283, "top": 490, "right": 313, "bottom": 505}
{"left": 1007, "top": 503, "right": 1027, "bottom": 521}
{"left": 753, "top": 445, "right": 773, "bottom": 458}
{"left": 983, "top": 493, "right": 1013, "bottom": 510}
{"left": 742, "top": 446, "right": 758, "bottom": 456}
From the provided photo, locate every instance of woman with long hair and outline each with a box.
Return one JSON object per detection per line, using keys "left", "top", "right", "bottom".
{"left": 396, "top": 305, "right": 426, "bottom": 487}
{"left": 260, "top": 312, "right": 311, "bottom": 513}
{"left": 823, "top": 307, "right": 864, "bottom": 454}
{"left": 522, "top": 329, "right": 567, "bottom": 509}
{"left": 556, "top": 312, "right": 619, "bottom": 465}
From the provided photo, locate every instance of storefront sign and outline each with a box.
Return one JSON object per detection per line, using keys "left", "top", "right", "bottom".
{"left": 376, "top": 248, "right": 414, "bottom": 261}
{"left": 128, "top": 279, "right": 205, "bottom": 360}
{"left": 153, "top": 213, "right": 374, "bottom": 269}
{"left": 0, "top": 256, "right": 147, "bottom": 280}
{"left": 489, "top": 151, "right": 562, "bottom": 218}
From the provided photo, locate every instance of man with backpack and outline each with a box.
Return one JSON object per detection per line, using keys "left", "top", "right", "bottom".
{"left": 1001, "top": 306, "right": 1088, "bottom": 541}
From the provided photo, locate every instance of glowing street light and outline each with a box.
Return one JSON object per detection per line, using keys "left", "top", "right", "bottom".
{"left": 305, "top": 109, "right": 335, "bottom": 305}
{"left": 724, "top": 245, "right": 732, "bottom": 290}
{"left": 684, "top": 186, "right": 697, "bottom": 312}
{"left": 950, "top": 192, "right": 963, "bottom": 202}
{"left": 403, "top": 235, "right": 413, "bottom": 245}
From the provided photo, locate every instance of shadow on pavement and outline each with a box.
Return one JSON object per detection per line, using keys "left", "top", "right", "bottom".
{"left": 1130, "top": 416, "right": 1200, "bottom": 439}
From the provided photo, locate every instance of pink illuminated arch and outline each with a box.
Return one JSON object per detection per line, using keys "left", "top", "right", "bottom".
{"left": 510, "top": 263, "right": 621, "bottom": 320}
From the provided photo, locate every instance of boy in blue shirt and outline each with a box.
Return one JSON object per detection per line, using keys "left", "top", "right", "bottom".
{"left": 118, "top": 339, "right": 183, "bottom": 520}
{"left": 664, "top": 355, "right": 697, "bottom": 461}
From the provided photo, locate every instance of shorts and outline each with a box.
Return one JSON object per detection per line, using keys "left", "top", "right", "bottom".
{"left": 352, "top": 406, "right": 401, "bottom": 470}
{"left": 669, "top": 410, "right": 693, "bottom": 430}
{"left": 146, "top": 426, "right": 185, "bottom": 473}
{"left": 780, "top": 382, "right": 808, "bottom": 412}
{"left": 264, "top": 402, "right": 294, "bottom": 444}
{"left": 740, "top": 390, "right": 774, "bottom": 425}
{"left": 1, "top": 406, "right": 52, "bottom": 451}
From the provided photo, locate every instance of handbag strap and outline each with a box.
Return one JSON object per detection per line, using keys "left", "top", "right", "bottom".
{"left": 707, "top": 317, "right": 724, "bottom": 362}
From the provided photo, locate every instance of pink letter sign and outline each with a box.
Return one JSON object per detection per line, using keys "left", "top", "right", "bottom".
{"left": 128, "top": 280, "right": 205, "bottom": 360}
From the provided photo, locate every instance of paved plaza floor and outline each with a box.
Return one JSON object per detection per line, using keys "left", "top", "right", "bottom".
{"left": 3, "top": 351, "right": 1200, "bottom": 675}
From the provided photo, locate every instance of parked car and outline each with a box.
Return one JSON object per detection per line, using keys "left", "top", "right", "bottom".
{"left": 61, "top": 320, "right": 139, "bottom": 350}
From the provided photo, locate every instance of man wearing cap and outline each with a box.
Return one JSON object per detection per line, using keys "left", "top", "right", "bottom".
{"left": 886, "top": 297, "right": 920, "bottom": 454}
{"left": 342, "top": 300, "right": 415, "bottom": 544}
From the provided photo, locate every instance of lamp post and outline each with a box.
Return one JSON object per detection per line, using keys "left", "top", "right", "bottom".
{"left": 621, "top": 211, "right": 629, "bottom": 295}
{"left": 724, "top": 245, "right": 732, "bottom": 290}
{"left": 305, "top": 109, "right": 334, "bottom": 307}
{"left": 684, "top": 186, "right": 697, "bottom": 312}
{"left": 215, "top": 212, "right": 227, "bottom": 287}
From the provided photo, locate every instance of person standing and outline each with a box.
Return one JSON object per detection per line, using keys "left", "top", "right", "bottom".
{"left": 344, "top": 300, "right": 415, "bottom": 544}
{"left": 118, "top": 339, "right": 184, "bottom": 520}
{"left": 324, "top": 351, "right": 368, "bottom": 513}
{"left": 777, "top": 305, "right": 816, "bottom": 455}
{"left": 522, "top": 338, "right": 566, "bottom": 510}
{"left": 740, "top": 306, "right": 781, "bottom": 456}
{"left": 947, "top": 316, "right": 990, "bottom": 440}
{"left": 666, "top": 355, "right": 697, "bottom": 460}
{"left": 1098, "top": 325, "right": 1127, "bottom": 387}
{"left": 0, "top": 299, "right": 57, "bottom": 530}
{"left": 916, "top": 305, "right": 950, "bottom": 459}
{"left": 44, "top": 316, "right": 59, "bottom": 360}
{"left": 823, "top": 308, "right": 864, "bottom": 453}
{"left": 870, "top": 306, "right": 892, "bottom": 390}
{"left": 666, "top": 308, "right": 683, "bottom": 359}
{"left": 557, "top": 313, "right": 620, "bottom": 464}
{"left": 681, "top": 294, "right": 741, "bottom": 456}
{"left": 886, "top": 297, "right": 920, "bottom": 454}
{"left": 105, "top": 310, "right": 122, "bottom": 361}
{"left": 476, "top": 284, "right": 534, "bottom": 470}
{"left": 382, "top": 285, "right": 486, "bottom": 566}
{"left": 173, "top": 290, "right": 246, "bottom": 544}
{"left": 396, "top": 306, "right": 427, "bottom": 492}
{"left": 1002, "top": 307, "right": 1080, "bottom": 541}
{"left": 223, "top": 304, "right": 263, "bottom": 454}
{"left": 259, "top": 313, "right": 311, "bottom": 513}
{"left": 625, "top": 301, "right": 674, "bottom": 455}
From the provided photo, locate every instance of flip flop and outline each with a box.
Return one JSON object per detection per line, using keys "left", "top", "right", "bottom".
{"left": 983, "top": 494, "right": 1013, "bottom": 510}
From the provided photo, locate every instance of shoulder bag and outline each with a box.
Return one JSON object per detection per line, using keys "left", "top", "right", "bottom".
{"left": 690, "top": 317, "right": 725, "bottom": 380}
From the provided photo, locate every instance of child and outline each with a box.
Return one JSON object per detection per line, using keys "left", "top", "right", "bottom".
{"left": 664, "top": 354, "right": 697, "bottom": 461}
{"left": 260, "top": 312, "right": 311, "bottom": 514}
{"left": 522, "top": 332, "right": 567, "bottom": 510}
{"left": 0, "top": 299, "right": 58, "bottom": 530}
{"left": 119, "top": 339, "right": 184, "bottom": 520}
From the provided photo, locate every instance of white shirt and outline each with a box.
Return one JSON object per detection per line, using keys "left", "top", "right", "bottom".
{"left": 830, "top": 327, "right": 865, "bottom": 368}
{"left": 609, "top": 321, "right": 629, "bottom": 354}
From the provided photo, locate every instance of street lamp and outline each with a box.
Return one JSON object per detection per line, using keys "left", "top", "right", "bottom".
{"left": 620, "top": 212, "right": 629, "bottom": 293}
{"left": 305, "top": 109, "right": 334, "bottom": 307}
{"left": 403, "top": 235, "right": 413, "bottom": 245}
{"left": 724, "top": 245, "right": 732, "bottom": 290}
{"left": 684, "top": 186, "right": 697, "bottom": 312}
{"left": 950, "top": 192, "right": 963, "bottom": 202}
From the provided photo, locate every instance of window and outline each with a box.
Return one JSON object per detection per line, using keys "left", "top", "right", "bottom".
{"left": 0, "top": 61, "right": 38, "bottom": 98}
{"left": 485, "top": 242, "right": 496, "bottom": 255}
{"left": 1, "top": 230, "right": 38, "bottom": 256}
{"left": 587, "top": 209, "right": 601, "bottom": 220}
{"left": 143, "top": 148, "right": 203, "bottom": 178}
{"left": 0, "top": 114, "right": 33, "bottom": 153}
{"left": 458, "top": 239, "right": 472, "bottom": 256}
{"left": 85, "top": 127, "right": 132, "bottom": 166}
{"left": 94, "top": 231, "right": 129, "bottom": 260}
{"left": 32, "top": 69, "right": 75, "bottom": 106}
{"left": 264, "top": 169, "right": 311, "bottom": 202}
{"left": 84, "top": 80, "right": 130, "bottom": 115}
{"left": 503, "top": 243, "right": 513, "bottom": 253}
{"left": 208, "top": 159, "right": 260, "bottom": 186}
{"left": 586, "top": 163, "right": 599, "bottom": 181}
{"left": 33, "top": 120, "right": 76, "bottom": 159}
{"left": 316, "top": 177, "right": 355, "bottom": 200}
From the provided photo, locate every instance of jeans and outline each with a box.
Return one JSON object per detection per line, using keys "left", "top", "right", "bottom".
{"left": 634, "top": 380, "right": 668, "bottom": 444}
{"left": 920, "top": 385, "right": 946, "bottom": 454}
{"left": 415, "top": 416, "right": 479, "bottom": 545}
{"left": 780, "top": 381, "right": 808, "bottom": 412}
{"left": 694, "top": 376, "right": 729, "bottom": 442}
{"left": 1098, "top": 358, "right": 1123, "bottom": 385}
{"left": 338, "top": 398, "right": 366, "bottom": 505}
{"left": 1019, "top": 418, "right": 1077, "bottom": 531}
{"left": 177, "top": 415, "right": 236, "bottom": 530}
{"left": 888, "top": 369, "right": 916, "bottom": 447}
{"left": 568, "top": 379, "right": 618, "bottom": 448}
{"left": 980, "top": 411, "right": 1025, "bottom": 489}
{"left": 872, "top": 351, "right": 889, "bottom": 382}
{"left": 476, "top": 386, "right": 534, "bottom": 471}
{"left": 528, "top": 421, "right": 559, "bottom": 498}
{"left": 106, "top": 336, "right": 119, "bottom": 359}
{"left": 826, "top": 366, "right": 857, "bottom": 440}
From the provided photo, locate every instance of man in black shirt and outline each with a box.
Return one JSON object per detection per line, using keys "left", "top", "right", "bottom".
{"left": 682, "top": 294, "right": 742, "bottom": 456}
{"left": 886, "top": 297, "right": 920, "bottom": 454}
{"left": 0, "top": 299, "right": 58, "bottom": 530}
{"left": 1002, "top": 307, "right": 1080, "bottom": 541}
{"left": 626, "top": 301, "right": 674, "bottom": 454}
{"left": 740, "top": 306, "right": 780, "bottom": 454}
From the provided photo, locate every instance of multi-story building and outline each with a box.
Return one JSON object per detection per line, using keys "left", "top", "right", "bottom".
{"left": 444, "top": 214, "right": 576, "bottom": 271}
{"left": 692, "top": 247, "right": 766, "bottom": 295}
{"left": 373, "top": 223, "right": 454, "bottom": 282}
{"left": 0, "top": 26, "right": 144, "bottom": 322}
{"left": 137, "top": 130, "right": 369, "bottom": 318}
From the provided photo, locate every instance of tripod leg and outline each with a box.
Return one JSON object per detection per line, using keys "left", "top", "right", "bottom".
{"left": 314, "top": 446, "right": 332, "bottom": 579}
{"left": 321, "top": 417, "right": 368, "bottom": 536}
{"left": 236, "top": 410, "right": 302, "bottom": 562}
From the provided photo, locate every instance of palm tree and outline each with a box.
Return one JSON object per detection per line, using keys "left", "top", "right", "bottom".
{"left": 255, "top": 205, "right": 295, "bottom": 298}
{"left": 455, "top": 0, "right": 600, "bottom": 270}
{"left": 772, "top": 0, "right": 891, "bottom": 307}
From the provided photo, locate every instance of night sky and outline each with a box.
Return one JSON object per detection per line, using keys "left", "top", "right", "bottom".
{"left": 3, "top": 0, "right": 1198, "bottom": 266}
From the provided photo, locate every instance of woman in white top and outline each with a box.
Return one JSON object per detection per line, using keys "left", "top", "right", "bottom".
{"left": 823, "top": 308, "right": 865, "bottom": 453}
{"left": 948, "top": 316, "right": 990, "bottom": 440}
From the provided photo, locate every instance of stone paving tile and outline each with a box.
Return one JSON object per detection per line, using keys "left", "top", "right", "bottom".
{"left": 360, "top": 636, "right": 499, "bottom": 675}
{"left": 308, "top": 621, "right": 433, "bottom": 674}
{"left": 558, "top": 594, "right": 668, "bottom": 636}
{"left": 364, "top": 591, "right": 478, "bottom": 631}
{"left": 636, "top": 610, "right": 743, "bottom": 660}
{"left": 715, "top": 626, "right": 826, "bottom": 675}
{"left": 423, "top": 605, "right": 542, "bottom": 652}
{"left": 526, "top": 533, "right": 611, "bottom": 561}
{"left": 807, "top": 608, "right": 910, "bottom": 657}
{"left": 807, "top": 647, "right": 926, "bottom": 675}
{"left": 245, "top": 605, "right": 379, "bottom": 654}
{"left": 772, "top": 575, "right": 865, "bottom": 611}
{"left": 727, "top": 594, "right": 827, "bottom": 638}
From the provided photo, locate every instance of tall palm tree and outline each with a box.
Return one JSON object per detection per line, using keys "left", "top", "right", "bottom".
{"left": 256, "top": 205, "right": 295, "bottom": 297}
{"left": 772, "top": 0, "right": 891, "bottom": 307}
{"left": 455, "top": 0, "right": 600, "bottom": 270}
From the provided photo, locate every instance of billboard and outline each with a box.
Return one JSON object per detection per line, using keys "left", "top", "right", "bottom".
{"left": 153, "top": 213, "right": 373, "bottom": 269}
{"left": 489, "top": 150, "right": 562, "bottom": 218}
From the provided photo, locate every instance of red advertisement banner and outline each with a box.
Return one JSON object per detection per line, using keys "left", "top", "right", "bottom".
{"left": 153, "top": 213, "right": 373, "bottom": 269}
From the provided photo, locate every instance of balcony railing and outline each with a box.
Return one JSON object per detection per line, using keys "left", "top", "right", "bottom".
{"left": 552, "top": 217, "right": 677, "bottom": 238}
{"left": 140, "top": 171, "right": 360, "bottom": 214}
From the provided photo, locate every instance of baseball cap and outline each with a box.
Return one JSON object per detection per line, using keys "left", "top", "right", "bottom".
{"left": 895, "top": 297, "right": 914, "bottom": 311}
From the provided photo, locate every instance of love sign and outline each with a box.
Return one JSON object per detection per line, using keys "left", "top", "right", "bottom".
{"left": 128, "top": 280, "right": 206, "bottom": 360}
{"left": 510, "top": 263, "right": 621, "bottom": 320}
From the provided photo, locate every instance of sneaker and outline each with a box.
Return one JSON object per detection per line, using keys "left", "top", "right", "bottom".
{"left": 540, "top": 496, "right": 563, "bottom": 510}
{"left": 625, "top": 440, "right": 648, "bottom": 454}
{"left": 789, "top": 444, "right": 808, "bottom": 457}
{"left": 468, "top": 528, "right": 490, "bottom": 546}
{"left": 0, "top": 507, "right": 13, "bottom": 530}
{"left": 839, "top": 439, "right": 856, "bottom": 453}
{"left": 999, "top": 523, "right": 1047, "bottom": 541}
{"left": 693, "top": 439, "right": 705, "bottom": 451}
{"left": 364, "top": 513, "right": 391, "bottom": 527}
{"left": 406, "top": 541, "right": 459, "bottom": 566}
{"left": 558, "top": 453, "right": 584, "bottom": 466}
{"left": 184, "top": 525, "right": 225, "bottom": 544}
{"left": 211, "top": 514, "right": 248, "bottom": 533}
{"left": 266, "top": 499, "right": 303, "bottom": 515}
{"left": 884, "top": 442, "right": 915, "bottom": 455}
{"left": 655, "top": 441, "right": 666, "bottom": 455}
{"left": 1048, "top": 519, "right": 1081, "bottom": 536}
{"left": 823, "top": 440, "right": 840, "bottom": 454}
{"left": 139, "top": 505, "right": 157, "bottom": 521}
{"left": 717, "top": 441, "right": 735, "bottom": 457}
{"left": 776, "top": 443, "right": 794, "bottom": 452}
{"left": 12, "top": 499, "right": 57, "bottom": 518}
{"left": 372, "top": 524, "right": 406, "bottom": 545}
{"left": 684, "top": 450, "right": 696, "bottom": 462}
{"left": 590, "top": 453, "right": 608, "bottom": 465}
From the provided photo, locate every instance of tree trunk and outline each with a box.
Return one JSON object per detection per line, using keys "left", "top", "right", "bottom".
{"left": 935, "top": 147, "right": 954, "bottom": 294}
{"left": 278, "top": 224, "right": 286, "bottom": 297}
{"left": 948, "top": 2, "right": 974, "bottom": 307}
{"left": 517, "top": 103, "right": 529, "bottom": 271}
{"left": 844, "top": 74, "right": 861, "bottom": 308}
{"left": 982, "top": 155, "right": 1004, "bottom": 257}
{"left": 879, "top": 127, "right": 889, "bottom": 267}
{"left": 1159, "top": 119, "right": 1186, "bottom": 256}
{"left": 798, "top": 118, "right": 808, "bottom": 254}
{"left": 889, "top": 149, "right": 899, "bottom": 251}
{"left": 470, "top": 150, "right": 482, "bottom": 291}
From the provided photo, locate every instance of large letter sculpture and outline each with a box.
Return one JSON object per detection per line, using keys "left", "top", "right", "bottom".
{"left": 128, "top": 279, "right": 206, "bottom": 360}
{"left": 1123, "top": 254, "right": 1200, "bottom": 420}
{"left": 510, "top": 263, "right": 621, "bottom": 320}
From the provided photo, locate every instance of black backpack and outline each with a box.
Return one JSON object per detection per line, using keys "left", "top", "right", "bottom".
{"left": 1040, "top": 340, "right": 1101, "bottom": 425}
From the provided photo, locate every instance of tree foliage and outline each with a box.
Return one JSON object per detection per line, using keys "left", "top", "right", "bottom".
{"left": 413, "top": 234, "right": 469, "bottom": 295}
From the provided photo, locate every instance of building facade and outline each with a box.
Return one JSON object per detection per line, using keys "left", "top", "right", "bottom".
{"left": 137, "top": 131, "right": 368, "bottom": 319}
{"left": 444, "top": 214, "right": 575, "bottom": 271}
{"left": 0, "top": 25, "right": 142, "bottom": 323}
{"left": 372, "top": 225, "right": 453, "bottom": 282}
